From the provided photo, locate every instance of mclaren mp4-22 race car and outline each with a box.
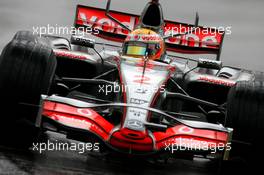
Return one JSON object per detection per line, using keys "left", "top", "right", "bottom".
{"left": 0, "top": 0, "right": 263, "bottom": 167}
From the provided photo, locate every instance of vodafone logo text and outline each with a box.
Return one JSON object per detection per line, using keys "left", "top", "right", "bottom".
{"left": 75, "top": 6, "right": 226, "bottom": 53}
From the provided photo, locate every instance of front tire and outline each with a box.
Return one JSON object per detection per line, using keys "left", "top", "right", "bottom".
{"left": 13, "top": 30, "right": 37, "bottom": 42}
{"left": 0, "top": 39, "right": 56, "bottom": 148}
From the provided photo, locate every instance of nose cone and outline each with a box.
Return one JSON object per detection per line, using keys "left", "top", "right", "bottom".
{"left": 109, "top": 128, "right": 154, "bottom": 152}
{"left": 120, "top": 128, "right": 147, "bottom": 140}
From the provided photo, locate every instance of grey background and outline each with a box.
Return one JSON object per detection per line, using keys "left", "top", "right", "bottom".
{"left": 0, "top": 0, "right": 264, "bottom": 71}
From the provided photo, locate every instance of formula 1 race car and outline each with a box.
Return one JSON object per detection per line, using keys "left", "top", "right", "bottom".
{"left": 0, "top": 0, "right": 263, "bottom": 166}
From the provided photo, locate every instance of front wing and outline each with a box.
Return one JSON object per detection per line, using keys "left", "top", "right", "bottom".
{"left": 38, "top": 95, "right": 231, "bottom": 159}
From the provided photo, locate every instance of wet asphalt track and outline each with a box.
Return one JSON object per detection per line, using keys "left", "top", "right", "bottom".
{"left": 0, "top": 132, "right": 248, "bottom": 175}
{"left": 0, "top": 0, "right": 263, "bottom": 174}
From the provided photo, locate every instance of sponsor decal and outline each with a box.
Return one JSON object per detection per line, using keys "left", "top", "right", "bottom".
{"left": 76, "top": 6, "right": 224, "bottom": 51}
{"left": 54, "top": 49, "right": 92, "bottom": 60}
{"left": 127, "top": 120, "right": 144, "bottom": 130}
{"left": 178, "top": 126, "right": 194, "bottom": 134}
{"left": 135, "top": 87, "right": 148, "bottom": 94}
{"left": 77, "top": 7, "right": 136, "bottom": 35}
{"left": 51, "top": 114, "right": 92, "bottom": 130}
{"left": 77, "top": 109, "right": 92, "bottom": 117}
{"left": 136, "top": 67, "right": 155, "bottom": 73}
{"left": 198, "top": 76, "right": 236, "bottom": 86}
{"left": 130, "top": 98, "right": 148, "bottom": 105}
{"left": 49, "top": 113, "right": 105, "bottom": 135}
{"left": 133, "top": 75, "right": 151, "bottom": 85}
{"left": 164, "top": 23, "right": 220, "bottom": 48}
{"left": 129, "top": 109, "right": 147, "bottom": 117}
{"left": 126, "top": 34, "right": 162, "bottom": 42}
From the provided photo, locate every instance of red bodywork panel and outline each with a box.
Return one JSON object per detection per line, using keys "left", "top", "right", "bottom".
{"left": 43, "top": 101, "right": 114, "bottom": 140}
{"left": 42, "top": 101, "right": 228, "bottom": 152}
{"left": 74, "top": 5, "right": 225, "bottom": 56}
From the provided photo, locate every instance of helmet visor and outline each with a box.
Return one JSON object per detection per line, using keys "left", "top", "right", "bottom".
{"left": 126, "top": 46, "right": 147, "bottom": 56}
{"left": 123, "top": 42, "right": 160, "bottom": 57}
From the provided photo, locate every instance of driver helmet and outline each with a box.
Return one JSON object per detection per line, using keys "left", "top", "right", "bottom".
{"left": 122, "top": 28, "right": 165, "bottom": 61}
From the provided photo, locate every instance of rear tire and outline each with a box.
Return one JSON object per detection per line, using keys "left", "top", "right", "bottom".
{"left": 252, "top": 71, "right": 264, "bottom": 82}
{"left": 0, "top": 39, "right": 56, "bottom": 148}
{"left": 226, "top": 80, "right": 264, "bottom": 160}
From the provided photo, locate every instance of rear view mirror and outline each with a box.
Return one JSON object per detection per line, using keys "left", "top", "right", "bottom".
{"left": 71, "top": 35, "right": 95, "bottom": 48}
{"left": 197, "top": 58, "right": 222, "bottom": 70}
